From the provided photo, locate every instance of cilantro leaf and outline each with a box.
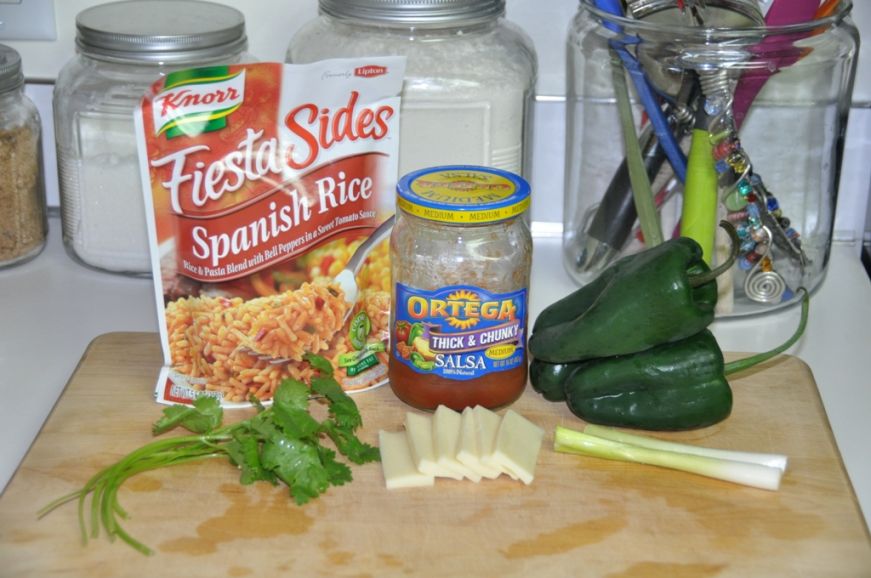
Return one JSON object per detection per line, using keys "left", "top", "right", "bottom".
{"left": 152, "top": 396, "right": 223, "bottom": 435}
{"left": 304, "top": 353, "right": 334, "bottom": 376}
{"left": 273, "top": 379, "right": 311, "bottom": 411}
{"left": 323, "top": 421, "right": 381, "bottom": 465}
{"left": 309, "top": 375, "right": 344, "bottom": 401}
{"left": 248, "top": 394, "right": 266, "bottom": 413}
{"left": 225, "top": 432, "right": 275, "bottom": 486}
{"left": 245, "top": 411, "right": 279, "bottom": 440}
{"left": 261, "top": 438, "right": 330, "bottom": 505}
{"left": 273, "top": 405, "right": 321, "bottom": 440}
{"left": 54, "top": 357, "right": 378, "bottom": 555}
{"left": 311, "top": 376, "right": 362, "bottom": 430}
{"left": 317, "top": 445, "right": 352, "bottom": 486}
{"left": 272, "top": 379, "right": 320, "bottom": 439}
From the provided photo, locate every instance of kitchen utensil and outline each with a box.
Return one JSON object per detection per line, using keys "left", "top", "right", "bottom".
{"left": 732, "top": 0, "right": 828, "bottom": 128}
{"left": 334, "top": 215, "right": 395, "bottom": 315}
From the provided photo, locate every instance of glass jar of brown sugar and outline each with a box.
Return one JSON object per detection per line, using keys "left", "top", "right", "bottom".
{"left": 389, "top": 165, "right": 532, "bottom": 411}
{"left": 0, "top": 44, "right": 46, "bottom": 269}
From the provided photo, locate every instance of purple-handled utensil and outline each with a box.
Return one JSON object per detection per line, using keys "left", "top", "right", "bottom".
{"left": 732, "top": 0, "right": 822, "bottom": 129}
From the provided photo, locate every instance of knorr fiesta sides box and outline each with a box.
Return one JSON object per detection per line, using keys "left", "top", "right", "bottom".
{"left": 135, "top": 57, "right": 405, "bottom": 406}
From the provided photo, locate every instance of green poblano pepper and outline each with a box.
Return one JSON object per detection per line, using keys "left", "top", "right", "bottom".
{"left": 531, "top": 258, "right": 624, "bottom": 334}
{"left": 564, "top": 330, "right": 732, "bottom": 431}
{"left": 557, "top": 289, "right": 809, "bottom": 431}
{"left": 529, "top": 358, "right": 587, "bottom": 402}
{"left": 529, "top": 227, "right": 738, "bottom": 364}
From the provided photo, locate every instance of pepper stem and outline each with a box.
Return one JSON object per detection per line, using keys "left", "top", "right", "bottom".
{"left": 689, "top": 221, "right": 740, "bottom": 288}
{"left": 724, "top": 287, "right": 809, "bottom": 376}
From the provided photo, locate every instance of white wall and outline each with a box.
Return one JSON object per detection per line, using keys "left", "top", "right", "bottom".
{"left": 5, "top": 0, "right": 871, "bottom": 244}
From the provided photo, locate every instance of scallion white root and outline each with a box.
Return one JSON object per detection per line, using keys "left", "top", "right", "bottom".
{"left": 554, "top": 426, "right": 785, "bottom": 491}
{"left": 583, "top": 424, "right": 788, "bottom": 472}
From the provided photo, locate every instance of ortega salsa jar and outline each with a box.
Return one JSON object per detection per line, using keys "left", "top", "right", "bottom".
{"left": 389, "top": 166, "right": 532, "bottom": 411}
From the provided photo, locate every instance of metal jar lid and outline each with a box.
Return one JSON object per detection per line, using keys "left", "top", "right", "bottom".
{"left": 0, "top": 44, "right": 24, "bottom": 94}
{"left": 75, "top": 0, "right": 247, "bottom": 64}
{"left": 319, "top": 0, "right": 505, "bottom": 27}
{"left": 397, "top": 165, "right": 530, "bottom": 225}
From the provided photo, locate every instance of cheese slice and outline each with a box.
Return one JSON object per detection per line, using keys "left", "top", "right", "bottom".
{"left": 404, "top": 411, "right": 463, "bottom": 480}
{"left": 457, "top": 407, "right": 502, "bottom": 480}
{"left": 490, "top": 409, "right": 545, "bottom": 485}
{"left": 433, "top": 405, "right": 481, "bottom": 482}
{"left": 473, "top": 405, "right": 518, "bottom": 480}
{"left": 378, "top": 430, "right": 435, "bottom": 489}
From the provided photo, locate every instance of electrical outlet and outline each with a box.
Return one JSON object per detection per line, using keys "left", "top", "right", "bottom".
{"left": 0, "top": 0, "right": 56, "bottom": 41}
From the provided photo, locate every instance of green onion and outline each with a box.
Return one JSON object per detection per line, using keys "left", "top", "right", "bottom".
{"left": 583, "top": 424, "right": 788, "bottom": 472}
{"left": 610, "top": 50, "right": 663, "bottom": 247}
{"left": 554, "top": 426, "right": 784, "bottom": 491}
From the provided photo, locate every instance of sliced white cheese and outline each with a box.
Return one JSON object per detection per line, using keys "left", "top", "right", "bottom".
{"left": 433, "top": 405, "right": 481, "bottom": 482}
{"left": 457, "top": 407, "right": 502, "bottom": 480}
{"left": 405, "top": 411, "right": 463, "bottom": 480}
{"left": 378, "top": 430, "right": 435, "bottom": 490}
{"left": 490, "top": 409, "right": 545, "bottom": 485}
{"left": 473, "top": 405, "right": 518, "bottom": 480}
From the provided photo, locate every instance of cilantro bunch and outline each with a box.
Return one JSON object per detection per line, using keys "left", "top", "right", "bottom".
{"left": 38, "top": 354, "right": 379, "bottom": 556}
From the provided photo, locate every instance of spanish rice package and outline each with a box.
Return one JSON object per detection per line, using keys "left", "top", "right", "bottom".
{"left": 135, "top": 58, "right": 405, "bottom": 406}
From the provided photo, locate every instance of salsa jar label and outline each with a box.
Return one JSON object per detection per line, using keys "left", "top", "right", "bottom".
{"left": 392, "top": 283, "right": 527, "bottom": 380}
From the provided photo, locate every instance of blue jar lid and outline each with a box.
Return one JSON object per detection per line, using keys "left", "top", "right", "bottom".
{"left": 396, "top": 165, "right": 530, "bottom": 225}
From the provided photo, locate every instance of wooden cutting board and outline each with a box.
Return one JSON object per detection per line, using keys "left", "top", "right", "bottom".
{"left": 1, "top": 332, "right": 869, "bottom": 578}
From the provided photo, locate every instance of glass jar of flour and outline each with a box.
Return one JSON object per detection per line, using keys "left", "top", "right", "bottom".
{"left": 54, "top": 0, "right": 250, "bottom": 275}
{"left": 287, "top": 0, "right": 537, "bottom": 178}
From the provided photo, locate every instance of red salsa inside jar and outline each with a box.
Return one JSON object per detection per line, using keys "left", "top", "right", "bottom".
{"left": 388, "top": 166, "right": 533, "bottom": 411}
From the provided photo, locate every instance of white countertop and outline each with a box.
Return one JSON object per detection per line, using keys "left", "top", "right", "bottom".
{"left": 2, "top": 217, "right": 870, "bottom": 530}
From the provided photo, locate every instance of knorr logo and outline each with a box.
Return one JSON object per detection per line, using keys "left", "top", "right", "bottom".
{"left": 153, "top": 66, "right": 245, "bottom": 138}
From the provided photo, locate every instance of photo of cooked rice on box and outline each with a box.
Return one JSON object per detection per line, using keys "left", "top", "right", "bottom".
{"left": 134, "top": 58, "right": 405, "bottom": 406}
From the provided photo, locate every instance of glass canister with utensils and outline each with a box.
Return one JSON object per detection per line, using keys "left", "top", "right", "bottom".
{"left": 564, "top": 0, "right": 859, "bottom": 316}
{"left": 287, "top": 0, "right": 537, "bottom": 179}
{"left": 54, "top": 0, "right": 250, "bottom": 276}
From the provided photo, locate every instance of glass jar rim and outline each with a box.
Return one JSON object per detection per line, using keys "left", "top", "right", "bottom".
{"left": 580, "top": 0, "right": 853, "bottom": 38}
{"left": 75, "top": 0, "right": 247, "bottom": 64}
